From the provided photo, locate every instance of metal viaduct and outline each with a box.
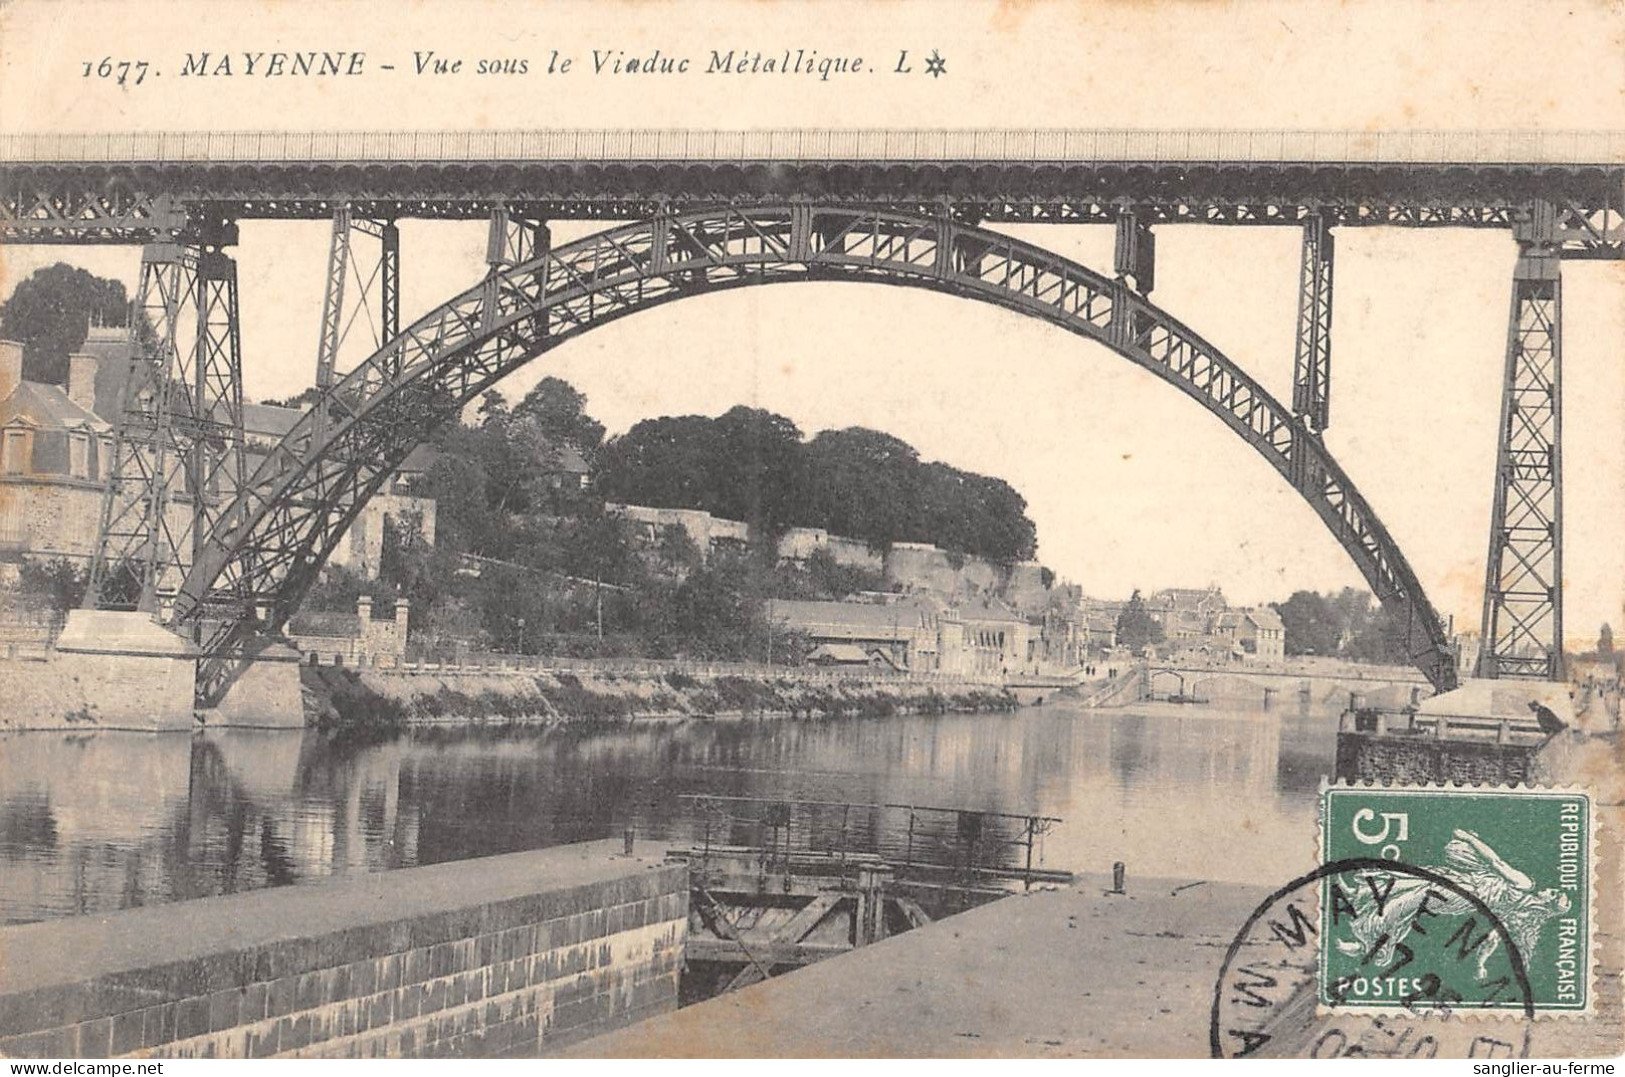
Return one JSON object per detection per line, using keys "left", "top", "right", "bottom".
{"left": 2, "top": 129, "right": 1618, "bottom": 703}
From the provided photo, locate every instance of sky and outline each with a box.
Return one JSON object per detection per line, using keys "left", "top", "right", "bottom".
{"left": 1, "top": 0, "right": 1621, "bottom": 644}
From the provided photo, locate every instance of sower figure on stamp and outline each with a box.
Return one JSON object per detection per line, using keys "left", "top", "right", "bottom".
{"left": 1338, "top": 830, "right": 1572, "bottom": 981}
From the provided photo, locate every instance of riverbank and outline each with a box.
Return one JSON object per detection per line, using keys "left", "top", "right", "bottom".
{"left": 301, "top": 665, "right": 1020, "bottom": 736}
{"left": 577, "top": 730, "right": 1625, "bottom": 1059}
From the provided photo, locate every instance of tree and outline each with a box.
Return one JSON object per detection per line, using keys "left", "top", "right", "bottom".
{"left": 596, "top": 414, "right": 725, "bottom": 512}
{"left": 804, "top": 427, "right": 922, "bottom": 549}
{"left": 514, "top": 376, "right": 606, "bottom": 457}
{"left": 1115, "top": 590, "right": 1165, "bottom": 652}
{"left": 12, "top": 558, "right": 88, "bottom": 611}
{"left": 0, "top": 264, "right": 129, "bottom": 385}
{"left": 260, "top": 386, "right": 323, "bottom": 410}
{"left": 1273, "top": 591, "right": 1341, "bottom": 656}
{"left": 597, "top": 409, "right": 1039, "bottom": 563}
{"left": 1599, "top": 623, "right": 1615, "bottom": 657}
{"left": 704, "top": 406, "right": 807, "bottom": 534}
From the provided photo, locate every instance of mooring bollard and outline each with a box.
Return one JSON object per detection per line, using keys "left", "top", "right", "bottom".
{"left": 622, "top": 827, "right": 636, "bottom": 855}
{"left": 1111, "top": 861, "right": 1126, "bottom": 894}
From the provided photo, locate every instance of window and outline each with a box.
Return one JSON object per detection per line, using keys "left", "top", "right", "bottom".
{"left": 2, "top": 430, "right": 28, "bottom": 475}
{"left": 70, "top": 434, "right": 89, "bottom": 478}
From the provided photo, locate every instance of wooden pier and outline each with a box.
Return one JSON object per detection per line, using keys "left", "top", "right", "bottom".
{"left": 671, "top": 796, "right": 1072, "bottom": 1003}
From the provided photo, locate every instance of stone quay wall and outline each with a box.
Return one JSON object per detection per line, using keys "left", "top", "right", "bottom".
{"left": 1333, "top": 730, "right": 1539, "bottom": 785}
{"left": 0, "top": 840, "right": 687, "bottom": 1059}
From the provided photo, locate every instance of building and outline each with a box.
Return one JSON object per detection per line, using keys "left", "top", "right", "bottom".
{"left": 1233, "top": 607, "right": 1286, "bottom": 663}
{"left": 766, "top": 594, "right": 1038, "bottom": 678}
{"left": 0, "top": 340, "right": 115, "bottom": 563}
{"left": 956, "top": 597, "right": 1036, "bottom": 676}
{"left": 1149, "top": 586, "right": 1229, "bottom": 640}
{"left": 607, "top": 503, "right": 750, "bottom": 565}
{"left": 767, "top": 596, "right": 941, "bottom": 671}
{"left": 805, "top": 642, "right": 901, "bottom": 670}
{"left": 540, "top": 441, "right": 592, "bottom": 493}
{"left": 0, "top": 327, "right": 435, "bottom": 585}
{"left": 1453, "top": 630, "right": 1483, "bottom": 676}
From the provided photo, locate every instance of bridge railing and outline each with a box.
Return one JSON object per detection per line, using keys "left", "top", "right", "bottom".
{"left": 3, "top": 128, "right": 1622, "bottom": 166}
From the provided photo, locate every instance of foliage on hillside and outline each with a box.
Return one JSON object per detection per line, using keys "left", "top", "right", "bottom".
{"left": 300, "top": 380, "right": 969, "bottom": 661}
{"left": 595, "top": 409, "right": 1038, "bottom": 562}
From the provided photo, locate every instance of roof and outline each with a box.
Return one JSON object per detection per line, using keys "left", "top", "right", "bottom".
{"left": 243, "top": 402, "right": 302, "bottom": 439}
{"left": 768, "top": 599, "right": 935, "bottom": 639}
{"left": 957, "top": 597, "right": 1027, "bottom": 626}
{"left": 548, "top": 442, "right": 590, "bottom": 475}
{"left": 0, "top": 381, "right": 108, "bottom": 432}
{"left": 1244, "top": 608, "right": 1285, "bottom": 631}
{"left": 1152, "top": 587, "right": 1227, "bottom": 610}
{"left": 244, "top": 401, "right": 437, "bottom": 474}
{"left": 806, "top": 643, "right": 878, "bottom": 664}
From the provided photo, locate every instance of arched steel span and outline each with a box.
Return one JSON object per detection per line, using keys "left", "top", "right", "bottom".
{"left": 177, "top": 205, "right": 1459, "bottom": 700}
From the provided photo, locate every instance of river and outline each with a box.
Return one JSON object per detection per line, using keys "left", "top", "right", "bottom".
{"left": 0, "top": 699, "right": 1339, "bottom": 926}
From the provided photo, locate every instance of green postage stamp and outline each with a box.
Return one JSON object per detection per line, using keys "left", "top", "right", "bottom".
{"left": 1319, "top": 786, "right": 1593, "bottom": 1014}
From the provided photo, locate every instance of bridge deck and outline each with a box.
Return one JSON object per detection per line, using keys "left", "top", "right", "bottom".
{"left": 4, "top": 128, "right": 1622, "bottom": 166}
{"left": 6, "top": 128, "right": 1620, "bottom": 245}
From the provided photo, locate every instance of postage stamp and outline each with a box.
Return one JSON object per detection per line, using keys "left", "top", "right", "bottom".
{"left": 1211, "top": 860, "right": 1538, "bottom": 1058}
{"left": 1318, "top": 785, "right": 1594, "bottom": 1014}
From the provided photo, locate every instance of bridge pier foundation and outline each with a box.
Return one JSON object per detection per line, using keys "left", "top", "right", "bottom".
{"left": 207, "top": 638, "right": 305, "bottom": 728}
{"left": 50, "top": 610, "right": 200, "bottom": 730}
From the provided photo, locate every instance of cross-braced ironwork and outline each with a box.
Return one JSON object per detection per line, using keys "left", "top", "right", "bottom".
{"left": 85, "top": 242, "right": 246, "bottom": 617}
{"left": 1479, "top": 204, "right": 1564, "bottom": 680}
{"left": 174, "top": 205, "right": 1457, "bottom": 702}
{"left": 313, "top": 207, "right": 402, "bottom": 438}
{"left": 1292, "top": 214, "right": 1335, "bottom": 432}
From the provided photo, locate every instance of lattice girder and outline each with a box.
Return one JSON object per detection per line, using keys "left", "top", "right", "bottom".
{"left": 176, "top": 205, "right": 1458, "bottom": 700}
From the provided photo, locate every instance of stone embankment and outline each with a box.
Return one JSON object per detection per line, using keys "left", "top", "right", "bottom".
{"left": 302, "top": 664, "right": 1019, "bottom": 737}
{"left": 0, "top": 840, "right": 686, "bottom": 1059}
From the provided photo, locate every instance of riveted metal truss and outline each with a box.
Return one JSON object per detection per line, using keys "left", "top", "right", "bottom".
{"left": 1292, "top": 214, "right": 1335, "bottom": 432}
{"left": 175, "top": 205, "right": 1458, "bottom": 701}
{"left": 85, "top": 243, "right": 247, "bottom": 619}
{"left": 313, "top": 209, "right": 402, "bottom": 387}
{"left": 3, "top": 157, "right": 1621, "bottom": 255}
{"left": 312, "top": 207, "right": 403, "bottom": 447}
{"left": 0, "top": 185, "right": 190, "bottom": 242}
{"left": 1480, "top": 204, "right": 1564, "bottom": 681}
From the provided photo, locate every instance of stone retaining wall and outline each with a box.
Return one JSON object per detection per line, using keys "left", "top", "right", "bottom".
{"left": 0, "top": 840, "right": 686, "bottom": 1059}
{"left": 1333, "top": 730, "right": 1539, "bottom": 785}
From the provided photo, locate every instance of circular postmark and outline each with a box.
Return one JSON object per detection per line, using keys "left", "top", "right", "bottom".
{"left": 1210, "top": 858, "right": 1536, "bottom": 1059}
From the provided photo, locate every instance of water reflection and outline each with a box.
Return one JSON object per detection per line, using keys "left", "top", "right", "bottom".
{"left": 0, "top": 702, "right": 1340, "bottom": 925}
